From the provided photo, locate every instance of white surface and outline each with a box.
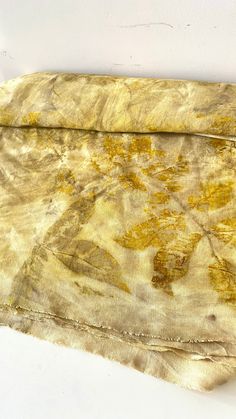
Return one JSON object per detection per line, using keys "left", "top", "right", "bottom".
{"left": 0, "top": 1, "right": 236, "bottom": 418}
{"left": 1, "top": 0, "right": 236, "bottom": 83}
{"left": 0, "top": 328, "right": 236, "bottom": 419}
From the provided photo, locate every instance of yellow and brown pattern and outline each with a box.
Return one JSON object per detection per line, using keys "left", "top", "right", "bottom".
{"left": 1, "top": 72, "right": 236, "bottom": 391}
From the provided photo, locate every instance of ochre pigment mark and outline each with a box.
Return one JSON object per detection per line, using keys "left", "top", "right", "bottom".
{"left": 119, "top": 172, "right": 146, "bottom": 191}
{"left": 22, "top": 112, "right": 41, "bottom": 126}
{"left": 98, "top": 134, "right": 186, "bottom": 194}
{"left": 152, "top": 232, "right": 202, "bottom": 295}
{"left": 0, "top": 110, "right": 14, "bottom": 125}
{"left": 102, "top": 134, "right": 156, "bottom": 172}
{"left": 188, "top": 181, "right": 234, "bottom": 211}
{"left": 128, "top": 136, "right": 152, "bottom": 154}
{"left": 103, "top": 135, "right": 126, "bottom": 159}
{"left": 212, "top": 115, "right": 236, "bottom": 132}
{"left": 165, "top": 180, "right": 182, "bottom": 192}
{"left": 211, "top": 217, "right": 236, "bottom": 247}
{"left": 142, "top": 154, "right": 189, "bottom": 193}
{"left": 147, "top": 121, "right": 187, "bottom": 133}
{"left": 148, "top": 191, "right": 170, "bottom": 205}
{"left": 209, "top": 258, "right": 236, "bottom": 305}
{"left": 115, "top": 209, "right": 185, "bottom": 250}
{"left": 154, "top": 149, "right": 166, "bottom": 158}
{"left": 196, "top": 114, "right": 236, "bottom": 134}
{"left": 55, "top": 168, "right": 76, "bottom": 194}
{"left": 210, "top": 139, "right": 228, "bottom": 149}
{"left": 91, "top": 158, "right": 104, "bottom": 174}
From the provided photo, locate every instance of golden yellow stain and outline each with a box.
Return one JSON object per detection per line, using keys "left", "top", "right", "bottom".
{"left": 142, "top": 164, "right": 161, "bottom": 177}
{"left": 154, "top": 149, "right": 166, "bottom": 158}
{"left": 22, "top": 112, "right": 40, "bottom": 126}
{"left": 195, "top": 114, "right": 236, "bottom": 134}
{"left": 103, "top": 135, "right": 126, "bottom": 159}
{"left": 119, "top": 172, "right": 146, "bottom": 191}
{"left": 209, "top": 258, "right": 236, "bottom": 305}
{"left": 55, "top": 168, "right": 76, "bottom": 194}
{"left": 117, "top": 282, "right": 130, "bottom": 293}
{"left": 153, "top": 155, "right": 188, "bottom": 190}
{"left": 213, "top": 115, "right": 235, "bottom": 129}
{"left": 115, "top": 209, "right": 185, "bottom": 250}
{"left": 188, "top": 181, "right": 234, "bottom": 211}
{"left": 166, "top": 181, "right": 182, "bottom": 192}
{"left": 148, "top": 191, "right": 170, "bottom": 205}
{"left": 128, "top": 136, "right": 152, "bottom": 154}
{"left": 211, "top": 217, "right": 236, "bottom": 247}
{"left": 91, "top": 158, "right": 104, "bottom": 174}
{"left": 0, "top": 111, "right": 14, "bottom": 125}
{"left": 147, "top": 121, "right": 187, "bottom": 133}
{"left": 157, "top": 172, "right": 170, "bottom": 181}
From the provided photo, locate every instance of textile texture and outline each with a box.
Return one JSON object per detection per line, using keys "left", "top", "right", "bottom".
{"left": 1, "top": 72, "right": 236, "bottom": 391}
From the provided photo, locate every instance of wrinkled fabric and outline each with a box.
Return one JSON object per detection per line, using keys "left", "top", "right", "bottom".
{"left": 1, "top": 72, "right": 236, "bottom": 391}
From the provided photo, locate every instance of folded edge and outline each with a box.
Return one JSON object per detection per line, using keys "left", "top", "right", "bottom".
{"left": 1, "top": 72, "right": 236, "bottom": 136}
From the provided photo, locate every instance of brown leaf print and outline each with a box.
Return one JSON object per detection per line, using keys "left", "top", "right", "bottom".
{"left": 152, "top": 233, "right": 202, "bottom": 295}
{"left": 54, "top": 239, "right": 130, "bottom": 293}
{"left": 44, "top": 195, "right": 96, "bottom": 251}
{"left": 3, "top": 72, "right": 236, "bottom": 391}
{"left": 10, "top": 196, "right": 97, "bottom": 305}
{"left": 44, "top": 197, "right": 130, "bottom": 293}
{"left": 209, "top": 258, "right": 236, "bottom": 306}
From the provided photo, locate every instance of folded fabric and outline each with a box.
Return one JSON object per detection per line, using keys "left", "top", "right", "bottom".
{"left": 1, "top": 72, "right": 236, "bottom": 391}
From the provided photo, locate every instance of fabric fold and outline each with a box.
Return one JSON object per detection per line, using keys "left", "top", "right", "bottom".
{"left": 1, "top": 72, "right": 236, "bottom": 136}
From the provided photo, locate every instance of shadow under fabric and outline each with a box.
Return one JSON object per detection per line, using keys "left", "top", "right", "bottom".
{"left": 1, "top": 72, "right": 236, "bottom": 391}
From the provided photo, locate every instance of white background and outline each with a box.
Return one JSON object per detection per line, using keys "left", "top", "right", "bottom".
{"left": 0, "top": 1, "right": 236, "bottom": 418}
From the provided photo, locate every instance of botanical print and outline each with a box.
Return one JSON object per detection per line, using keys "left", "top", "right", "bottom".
{"left": 1, "top": 72, "right": 236, "bottom": 391}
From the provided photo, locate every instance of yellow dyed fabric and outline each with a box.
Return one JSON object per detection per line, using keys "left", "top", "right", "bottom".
{"left": 1, "top": 72, "right": 236, "bottom": 391}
